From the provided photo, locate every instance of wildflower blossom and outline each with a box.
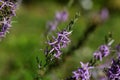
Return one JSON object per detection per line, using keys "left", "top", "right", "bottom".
{"left": 48, "top": 30, "right": 72, "bottom": 58}
{"left": 40, "top": 11, "right": 80, "bottom": 72}
{"left": 0, "top": 0, "right": 17, "bottom": 39}
{"left": 105, "top": 57, "right": 120, "bottom": 80}
{"left": 94, "top": 51, "right": 103, "bottom": 61}
{"left": 46, "top": 10, "right": 68, "bottom": 32}
{"left": 46, "top": 11, "right": 80, "bottom": 59}
{"left": 55, "top": 10, "right": 68, "bottom": 22}
{"left": 94, "top": 45, "right": 110, "bottom": 61}
{"left": 0, "top": 18, "right": 11, "bottom": 37}
{"left": 47, "top": 21, "right": 58, "bottom": 31}
{"left": 72, "top": 62, "right": 93, "bottom": 80}
{"left": 100, "top": 8, "right": 109, "bottom": 21}
{"left": 99, "top": 45, "right": 110, "bottom": 57}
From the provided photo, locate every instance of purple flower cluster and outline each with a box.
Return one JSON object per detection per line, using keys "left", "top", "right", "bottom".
{"left": 94, "top": 45, "right": 110, "bottom": 61}
{"left": 72, "top": 62, "right": 93, "bottom": 80}
{"left": 55, "top": 10, "right": 68, "bottom": 22}
{"left": 69, "top": 35, "right": 114, "bottom": 80}
{"left": 48, "top": 30, "right": 72, "bottom": 58}
{"left": 106, "top": 57, "right": 120, "bottom": 80}
{"left": 47, "top": 9, "right": 68, "bottom": 32}
{"left": 100, "top": 8, "right": 109, "bottom": 21}
{"left": 0, "top": 0, "right": 17, "bottom": 39}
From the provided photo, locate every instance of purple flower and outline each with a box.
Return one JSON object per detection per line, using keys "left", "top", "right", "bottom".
{"left": 106, "top": 57, "right": 120, "bottom": 80}
{"left": 99, "top": 45, "right": 110, "bottom": 57}
{"left": 0, "top": 17, "right": 11, "bottom": 38}
{"left": 100, "top": 8, "right": 109, "bottom": 21}
{"left": 47, "top": 21, "right": 58, "bottom": 31}
{"left": 1, "top": 18, "right": 11, "bottom": 32}
{"left": 0, "top": 0, "right": 16, "bottom": 11}
{"left": 94, "top": 51, "right": 102, "bottom": 61}
{"left": 55, "top": 10, "right": 68, "bottom": 22}
{"left": 46, "top": 10, "right": 68, "bottom": 32}
{"left": 48, "top": 30, "right": 72, "bottom": 58}
{"left": 0, "top": 0, "right": 17, "bottom": 39}
{"left": 57, "top": 30, "right": 72, "bottom": 48}
{"left": 94, "top": 45, "right": 110, "bottom": 61}
{"left": 72, "top": 62, "right": 93, "bottom": 80}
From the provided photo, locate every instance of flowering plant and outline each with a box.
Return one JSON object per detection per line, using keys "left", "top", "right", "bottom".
{"left": 0, "top": 0, "right": 18, "bottom": 40}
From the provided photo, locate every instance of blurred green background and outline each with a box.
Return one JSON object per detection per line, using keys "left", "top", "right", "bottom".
{"left": 0, "top": 0, "right": 120, "bottom": 80}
